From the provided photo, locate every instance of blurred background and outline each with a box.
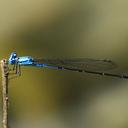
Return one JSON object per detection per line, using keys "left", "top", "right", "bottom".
{"left": 1, "top": 0, "right": 128, "bottom": 128}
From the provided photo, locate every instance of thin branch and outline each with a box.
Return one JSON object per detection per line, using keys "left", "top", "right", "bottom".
{"left": 1, "top": 59, "right": 9, "bottom": 128}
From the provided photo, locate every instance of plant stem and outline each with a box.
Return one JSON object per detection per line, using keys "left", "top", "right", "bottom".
{"left": 1, "top": 59, "right": 9, "bottom": 128}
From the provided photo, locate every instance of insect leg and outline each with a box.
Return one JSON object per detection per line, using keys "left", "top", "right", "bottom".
{"left": 13, "top": 63, "right": 16, "bottom": 70}
{"left": 18, "top": 64, "right": 21, "bottom": 76}
{"left": 15, "top": 61, "right": 18, "bottom": 74}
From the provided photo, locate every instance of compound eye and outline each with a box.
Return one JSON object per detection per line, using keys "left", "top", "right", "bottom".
{"left": 13, "top": 53, "right": 17, "bottom": 58}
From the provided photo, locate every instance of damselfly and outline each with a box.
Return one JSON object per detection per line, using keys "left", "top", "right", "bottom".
{"left": 8, "top": 52, "right": 128, "bottom": 79}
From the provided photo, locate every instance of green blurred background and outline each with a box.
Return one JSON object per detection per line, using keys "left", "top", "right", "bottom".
{"left": 1, "top": 0, "right": 128, "bottom": 128}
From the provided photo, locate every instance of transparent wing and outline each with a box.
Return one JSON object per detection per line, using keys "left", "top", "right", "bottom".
{"left": 33, "top": 58, "right": 128, "bottom": 79}
{"left": 33, "top": 58, "right": 116, "bottom": 72}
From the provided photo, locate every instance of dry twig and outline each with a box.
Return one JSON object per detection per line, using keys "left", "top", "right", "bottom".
{"left": 1, "top": 59, "right": 9, "bottom": 128}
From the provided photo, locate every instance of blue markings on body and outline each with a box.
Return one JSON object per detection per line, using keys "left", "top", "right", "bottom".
{"left": 35, "top": 63, "right": 45, "bottom": 67}
{"left": 8, "top": 52, "right": 128, "bottom": 79}
{"left": 8, "top": 52, "right": 63, "bottom": 69}
{"left": 9, "top": 52, "right": 17, "bottom": 64}
{"left": 8, "top": 52, "right": 35, "bottom": 66}
{"left": 18, "top": 56, "right": 34, "bottom": 65}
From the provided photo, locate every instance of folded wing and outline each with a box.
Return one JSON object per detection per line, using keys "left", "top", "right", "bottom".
{"left": 33, "top": 58, "right": 116, "bottom": 72}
